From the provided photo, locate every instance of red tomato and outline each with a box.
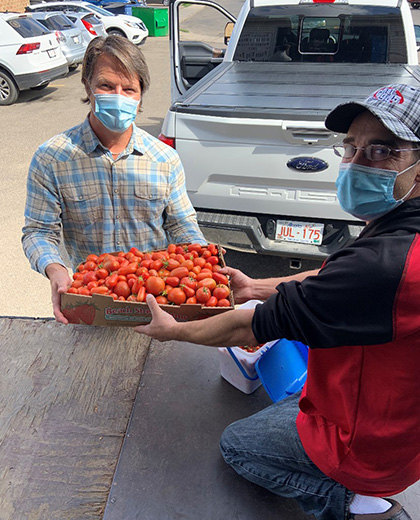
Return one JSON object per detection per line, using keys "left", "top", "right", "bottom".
{"left": 193, "top": 257, "right": 206, "bottom": 268}
{"left": 105, "top": 273, "right": 119, "bottom": 289}
{"left": 196, "top": 286, "right": 211, "bottom": 303}
{"left": 141, "top": 259, "right": 152, "bottom": 269}
{"left": 165, "top": 276, "right": 180, "bottom": 287}
{"left": 71, "top": 280, "right": 83, "bottom": 289}
{"left": 170, "top": 266, "right": 189, "bottom": 279}
{"left": 182, "top": 285, "right": 196, "bottom": 298}
{"left": 167, "top": 244, "right": 177, "bottom": 255}
{"left": 67, "top": 287, "right": 78, "bottom": 294}
{"left": 198, "top": 278, "right": 217, "bottom": 291}
{"left": 137, "top": 286, "right": 146, "bottom": 302}
{"left": 114, "top": 281, "right": 131, "bottom": 299}
{"left": 86, "top": 254, "right": 99, "bottom": 263}
{"left": 87, "top": 281, "right": 98, "bottom": 290}
{"left": 130, "top": 247, "right": 143, "bottom": 258}
{"left": 96, "top": 268, "right": 109, "bottom": 279}
{"left": 164, "top": 258, "right": 181, "bottom": 271}
{"left": 150, "top": 259, "right": 163, "bottom": 271}
{"left": 83, "top": 271, "right": 98, "bottom": 285}
{"left": 90, "top": 286, "right": 110, "bottom": 295}
{"left": 103, "top": 257, "right": 120, "bottom": 272}
{"left": 168, "top": 287, "right": 186, "bottom": 305}
{"left": 217, "top": 298, "right": 231, "bottom": 307}
{"left": 208, "top": 244, "right": 218, "bottom": 255}
{"left": 213, "top": 284, "right": 230, "bottom": 300}
{"left": 180, "top": 259, "right": 194, "bottom": 271}
{"left": 196, "top": 270, "right": 213, "bottom": 281}
{"left": 145, "top": 276, "right": 165, "bottom": 296}
{"left": 156, "top": 295, "right": 168, "bottom": 304}
{"left": 212, "top": 272, "right": 229, "bottom": 285}
{"left": 73, "top": 272, "right": 84, "bottom": 280}
{"left": 78, "top": 287, "right": 91, "bottom": 296}
{"left": 205, "top": 296, "right": 218, "bottom": 307}
{"left": 84, "top": 261, "right": 97, "bottom": 271}
{"left": 118, "top": 262, "right": 138, "bottom": 275}
{"left": 180, "top": 276, "right": 198, "bottom": 290}
{"left": 186, "top": 296, "right": 197, "bottom": 304}
{"left": 188, "top": 243, "right": 203, "bottom": 254}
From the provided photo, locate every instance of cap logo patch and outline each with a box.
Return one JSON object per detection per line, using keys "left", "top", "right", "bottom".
{"left": 372, "top": 87, "right": 404, "bottom": 105}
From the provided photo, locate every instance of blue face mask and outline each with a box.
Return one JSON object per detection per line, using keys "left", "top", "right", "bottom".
{"left": 93, "top": 93, "right": 139, "bottom": 133}
{"left": 336, "top": 161, "right": 419, "bottom": 221}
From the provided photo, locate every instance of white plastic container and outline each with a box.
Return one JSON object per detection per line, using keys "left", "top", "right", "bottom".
{"left": 218, "top": 300, "right": 276, "bottom": 394}
{"left": 218, "top": 340, "right": 277, "bottom": 394}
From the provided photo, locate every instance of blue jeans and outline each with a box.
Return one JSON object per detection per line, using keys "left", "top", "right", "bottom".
{"left": 219, "top": 392, "right": 353, "bottom": 520}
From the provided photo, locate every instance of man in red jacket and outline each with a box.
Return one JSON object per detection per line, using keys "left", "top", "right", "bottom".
{"left": 135, "top": 84, "right": 420, "bottom": 520}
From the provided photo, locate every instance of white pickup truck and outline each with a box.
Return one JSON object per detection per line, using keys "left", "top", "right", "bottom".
{"left": 159, "top": 0, "right": 420, "bottom": 266}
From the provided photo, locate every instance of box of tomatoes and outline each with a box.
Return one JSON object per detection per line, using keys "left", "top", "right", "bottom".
{"left": 60, "top": 243, "right": 235, "bottom": 326}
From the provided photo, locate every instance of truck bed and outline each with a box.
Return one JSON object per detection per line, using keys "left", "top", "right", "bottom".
{"left": 172, "top": 62, "right": 420, "bottom": 119}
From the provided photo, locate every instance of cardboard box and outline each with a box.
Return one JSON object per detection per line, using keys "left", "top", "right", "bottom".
{"left": 61, "top": 245, "right": 234, "bottom": 326}
{"left": 61, "top": 292, "right": 233, "bottom": 326}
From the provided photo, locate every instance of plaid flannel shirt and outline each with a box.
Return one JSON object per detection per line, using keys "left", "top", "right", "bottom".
{"left": 22, "top": 118, "right": 206, "bottom": 275}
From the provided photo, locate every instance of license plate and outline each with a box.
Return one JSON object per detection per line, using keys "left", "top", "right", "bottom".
{"left": 47, "top": 49, "right": 56, "bottom": 58}
{"left": 73, "top": 36, "right": 79, "bottom": 44}
{"left": 275, "top": 220, "right": 324, "bottom": 245}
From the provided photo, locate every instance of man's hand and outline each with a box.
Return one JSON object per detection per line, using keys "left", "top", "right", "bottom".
{"left": 134, "top": 294, "right": 179, "bottom": 341}
{"left": 218, "top": 266, "right": 255, "bottom": 304}
{"left": 46, "top": 263, "right": 72, "bottom": 324}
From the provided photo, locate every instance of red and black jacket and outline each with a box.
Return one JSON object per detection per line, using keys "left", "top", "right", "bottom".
{"left": 252, "top": 198, "right": 420, "bottom": 495}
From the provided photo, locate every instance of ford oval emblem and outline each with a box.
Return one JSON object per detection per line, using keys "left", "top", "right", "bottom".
{"left": 287, "top": 157, "right": 328, "bottom": 172}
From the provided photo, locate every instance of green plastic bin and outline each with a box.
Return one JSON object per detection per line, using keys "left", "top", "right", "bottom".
{"left": 132, "top": 6, "right": 168, "bottom": 37}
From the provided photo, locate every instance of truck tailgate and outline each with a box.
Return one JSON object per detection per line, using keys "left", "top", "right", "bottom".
{"left": 171, "top": 62, "right": 420, "bottom": 221}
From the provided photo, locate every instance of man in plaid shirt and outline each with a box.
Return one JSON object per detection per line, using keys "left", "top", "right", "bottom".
{"left": 22, "top": 35, "right": 205, "bottom": 323}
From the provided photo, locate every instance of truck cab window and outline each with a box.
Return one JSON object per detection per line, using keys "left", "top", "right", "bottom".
{"left": 233, "top": 5, "right": 407, "bottom": 64}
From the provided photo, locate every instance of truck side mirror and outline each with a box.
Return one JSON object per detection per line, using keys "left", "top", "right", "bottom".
{"left": 224, "top": 21, "right": 235, "bottom": 45}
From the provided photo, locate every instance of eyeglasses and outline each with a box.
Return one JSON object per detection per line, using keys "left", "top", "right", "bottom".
{"left": 333, "top": 143, "right": 420, "bottom": 162}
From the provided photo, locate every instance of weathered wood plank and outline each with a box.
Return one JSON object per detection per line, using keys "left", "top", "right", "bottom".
{"left": 0, "top": 318, "right": 150, "bottom": 520}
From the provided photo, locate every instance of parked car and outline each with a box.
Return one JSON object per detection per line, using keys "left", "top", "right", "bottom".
{"left": 30, "top": 11, "right": 86, "bottom": 70}
{"left": 0, "top": 12, "right": 68, "bottom": 106}
{"left": 27, "top": 1, "right": 149, "bottom": 44}
{"left": 408, "top": 0, "right": 420, "bottom": 9}
{"left": 64, "top": 11, "right": 107, "bottom": 42}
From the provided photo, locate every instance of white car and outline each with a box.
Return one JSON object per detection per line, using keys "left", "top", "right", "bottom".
{"left": 0, "top": 12, "right": 68, "bottom": 105}
{"left": 27, "top": 1, "right": 149, "bottom": 45}
{"left": 64, "top": 11, "right": 107, "bottom": 43}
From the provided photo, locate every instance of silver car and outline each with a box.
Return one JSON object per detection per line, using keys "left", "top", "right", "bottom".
{"left": 30, "top": 11, "right": 87, "bottom": 70}
{"left": 64, "top": 11, "right": 107, "bottom": 43}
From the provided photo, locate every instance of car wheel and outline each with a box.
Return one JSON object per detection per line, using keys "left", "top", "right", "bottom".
{"left": 0, "top": 71, "right": 19, "bottom": 106}
{"left": 30, "top": 83, "right": 50, "bottom": 91}
{"left": 107, "top": 28, "right": 126, "bottom": 37}
{"left": 69, "top": 64, "right": 79, "bottom": 72}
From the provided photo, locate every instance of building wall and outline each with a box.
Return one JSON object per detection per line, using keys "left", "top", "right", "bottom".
{"left": 0, "top": 0, "right": 28, "bottom": 13}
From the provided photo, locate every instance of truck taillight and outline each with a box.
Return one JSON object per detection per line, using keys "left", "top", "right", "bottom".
{"left": 16, "top": 42, "right": 40, "bottom": 54}
{"left": 158, "top": 133, "right": 175, "bottom": 149}
{"left": 82, "top": 19, "right": 97, "bottom": 35}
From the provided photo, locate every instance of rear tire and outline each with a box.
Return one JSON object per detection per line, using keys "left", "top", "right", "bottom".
{"left": 0, "top": 71, "right": 19, "bottom": 106}
{"left": 107, "top": 28, "right": 126, "bottom": 37}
